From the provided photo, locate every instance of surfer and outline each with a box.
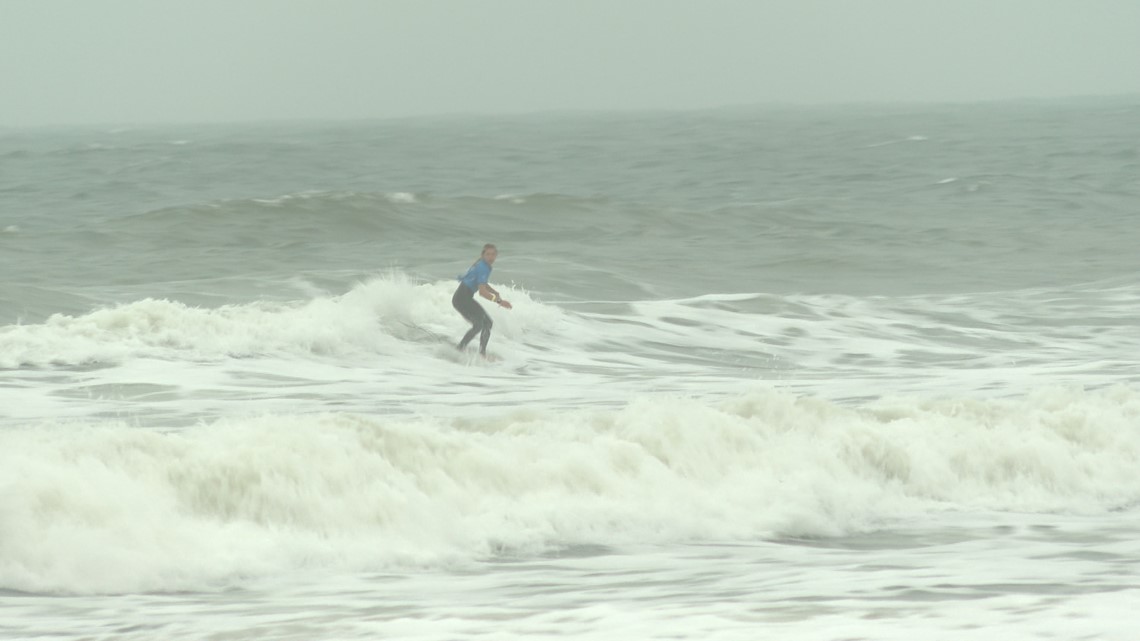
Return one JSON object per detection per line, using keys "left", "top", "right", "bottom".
{"left": 453, "top": 243, "right": 512, "bottom": 355}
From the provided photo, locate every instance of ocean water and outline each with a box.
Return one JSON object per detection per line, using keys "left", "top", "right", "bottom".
{"left": 1, "top": 99, "right": 1139, "bottom": 640}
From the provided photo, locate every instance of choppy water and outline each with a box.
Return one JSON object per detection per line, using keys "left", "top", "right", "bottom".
{"left": 2, "top": 99, "right": 1139, "bottom": 640}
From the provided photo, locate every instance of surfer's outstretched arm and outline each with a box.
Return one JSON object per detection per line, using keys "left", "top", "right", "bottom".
{"left": 479, "top": 283, "right": 512, "bottom": 309}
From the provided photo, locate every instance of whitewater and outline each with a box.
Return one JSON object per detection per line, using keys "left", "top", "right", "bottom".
{"left": 1, "top": 99, "right": 1139, "bottom": 640}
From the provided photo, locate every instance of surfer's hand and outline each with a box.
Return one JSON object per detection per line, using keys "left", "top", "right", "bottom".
{"left": 499, "top": 300, "right": 512, "bottom": 310}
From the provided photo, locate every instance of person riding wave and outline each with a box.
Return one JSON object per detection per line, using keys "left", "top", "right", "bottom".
{"left": 453, "top": 243, "right": 512, "bottom": 355}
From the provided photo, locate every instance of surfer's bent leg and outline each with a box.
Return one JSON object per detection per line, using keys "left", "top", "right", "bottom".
{"left": 478, "top": 314, "right": 493, "bottom": 354}
{"left": 453, "top": 284, "right": 492, "bottom": 352}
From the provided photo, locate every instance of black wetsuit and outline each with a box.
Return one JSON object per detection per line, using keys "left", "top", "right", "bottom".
{"left": 452, "top": 283, "right": 493, "bottom": 354}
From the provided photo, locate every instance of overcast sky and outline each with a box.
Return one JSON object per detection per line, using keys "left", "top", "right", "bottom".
{"left": 2, "top": 0, "right": 1139, "bottom": 126}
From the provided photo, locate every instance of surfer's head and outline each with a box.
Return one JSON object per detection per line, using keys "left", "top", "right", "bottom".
{"left": 481, "top": 243, "right": 498, "bottom": 264}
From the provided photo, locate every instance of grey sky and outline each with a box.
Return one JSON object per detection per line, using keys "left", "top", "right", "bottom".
{"left": 2, "top": 0, "right": 1139, "bottom": 126}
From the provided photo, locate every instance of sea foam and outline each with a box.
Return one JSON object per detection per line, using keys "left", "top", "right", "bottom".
{"left": 0, "top": 277, "right": 554, "bottom": 368}
{"left": 1, "top": 385, "right": 1136, "bottom": 594}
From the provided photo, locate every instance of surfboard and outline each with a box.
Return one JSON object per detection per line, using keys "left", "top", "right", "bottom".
{"left": 439, "top": 345, "right": 501, "bottom": 364}
{"left": 398, "top": 322, "right": 502, "bottom": 364}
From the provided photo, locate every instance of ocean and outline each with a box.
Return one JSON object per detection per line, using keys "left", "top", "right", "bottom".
{"left": 1, "top": 98, "right": 1138, "bottom": 640}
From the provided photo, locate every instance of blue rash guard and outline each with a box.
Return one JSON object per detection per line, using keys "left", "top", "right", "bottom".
{"left": 459, "top": 259, "right": 492, "bottom": 293}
